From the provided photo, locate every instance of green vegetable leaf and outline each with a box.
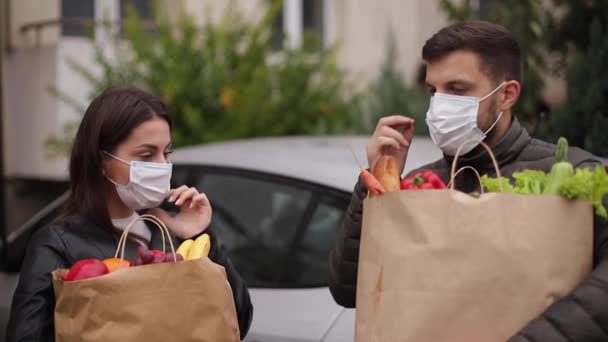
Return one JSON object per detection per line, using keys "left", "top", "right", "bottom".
{"left": 512, "top": 170, "right": 547, "bottom": 195}
{"left": 480, "top": 162, "right": 608, "bottom": 219}
{"left": 558, "top": 164, "right": 608, "bottom": 218}
{"left": 557, "top": 168, "right": 593, "bottom": 200}
{"left": 481, "top": 175, "right": 515, "bottom": 193}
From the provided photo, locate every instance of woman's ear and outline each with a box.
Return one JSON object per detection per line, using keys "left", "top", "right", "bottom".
{"left": 101, "top": 152, "right": 111, "bottom": 177}
{"left": 500, "top": 80, "right": 521, "bottom": 112}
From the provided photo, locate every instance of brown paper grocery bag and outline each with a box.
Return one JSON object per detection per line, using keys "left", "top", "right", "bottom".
{"left": 52, "top": 215, "right": 240, "bottom": 342}
{"left": 355, "top": 143, "right": 594, "bottom": 342}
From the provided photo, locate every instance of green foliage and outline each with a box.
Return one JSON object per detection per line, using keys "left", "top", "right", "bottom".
{"left": 438, "top": 0, "right": 478, "bottom": 22}
{"left": 549, "top": 1, "right": 608, "bottom": 156}
{"left": 549, "top": 0, "right": 608, "bottom": 54}
{"left": 359, "top": 31, "right": 429, "bottom": 136}
{"left": 47, "top": 0, "right": 361, "bottom": 156}
{"left": 551, "top": 18, "right": 608, "bottom": 156}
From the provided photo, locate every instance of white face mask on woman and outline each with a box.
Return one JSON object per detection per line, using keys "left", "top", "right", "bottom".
{"left": 103, "top": 152, "right": 172, "bottom": 210}
{"left": 425, "top": 82, "right": 506, "bottom": 156}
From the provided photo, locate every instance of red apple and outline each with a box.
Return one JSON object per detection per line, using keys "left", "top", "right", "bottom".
{"left": 162, "top": 253, "right": 184, "bottom": 263}
{"left": 151, "top": 249, "right": 165, "bottom": 257}
{"left": 137, "top": 246, "right": 154, "bottom": 264}
{"left": 64, "top": 259, "right": 109, "bottom": 282}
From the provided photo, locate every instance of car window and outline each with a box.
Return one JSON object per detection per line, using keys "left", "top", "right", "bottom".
{"left": 171, "top": 167, "right": 189, "bottom": 187}
{"left": 284, "top": 196, "right": 345, "bottom": 287}
{"left": 192, "top": 170, "right": 348, "bottom": 288}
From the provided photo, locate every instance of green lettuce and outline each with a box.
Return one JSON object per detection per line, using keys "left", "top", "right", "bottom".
{"left": 512, "top": 170, "right": 547, "bottom": 195}
{"left": 480, "top": 175, "right": 514, "bottom": 193}
{"left": 481, "top": 164, "right": 608, "bottom": 218}
{"left": 558, "top": 165, "right": 608, "bottom": 218}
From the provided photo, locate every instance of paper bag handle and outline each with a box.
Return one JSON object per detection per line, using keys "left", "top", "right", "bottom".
{"left": 447, "top": 166, "right": 485, "bottom": 194}
{"left": 449, "top": 141, "right": 503, "bottom": 192}
{"left": 114, "top": 214, "right": 178, "bottom": 262}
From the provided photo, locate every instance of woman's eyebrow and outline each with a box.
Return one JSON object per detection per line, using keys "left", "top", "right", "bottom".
{"left": 134, "top": 144, "right": 159, "bottom": 150}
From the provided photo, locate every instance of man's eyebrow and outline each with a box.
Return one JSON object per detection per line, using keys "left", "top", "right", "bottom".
{"left": 445, "top": 80, "right": 475, "bottom": 87}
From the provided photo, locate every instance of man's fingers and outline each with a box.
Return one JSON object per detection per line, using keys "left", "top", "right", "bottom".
{"left": 376, "top": 115, "right": 415, "bottom": 131}
{"left": 402, "top": 120, "right": 415, "bottom": 142}
{"left": 375, "top": 136, "right": 401, "bottom": 151}
{"left": 380, "top": 126, "right": 410, "bottom": 148}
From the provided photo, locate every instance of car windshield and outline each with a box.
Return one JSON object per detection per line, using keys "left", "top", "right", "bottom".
{"left": 192, "top": 170, "right": 348, "bottom": 288}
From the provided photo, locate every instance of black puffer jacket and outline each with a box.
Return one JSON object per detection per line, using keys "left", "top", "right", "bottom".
{"left": 7, "top": 214, "right": 253, "bottom": 342}
{"left": 328, "top": 119, "right": 608, "bottom": 341}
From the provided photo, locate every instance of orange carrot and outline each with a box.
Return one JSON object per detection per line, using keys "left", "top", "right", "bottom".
{"left": 360, "top": 169, "right": 386, "bottom": 195}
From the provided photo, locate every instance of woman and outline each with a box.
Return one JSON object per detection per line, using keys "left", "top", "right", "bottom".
{"left": 7, "top": 87, "right": 253, "bottom": 341}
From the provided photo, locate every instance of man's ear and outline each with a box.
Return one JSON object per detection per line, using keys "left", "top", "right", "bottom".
{"left": 500, "top": 80, "right": 521, "bottom": 112}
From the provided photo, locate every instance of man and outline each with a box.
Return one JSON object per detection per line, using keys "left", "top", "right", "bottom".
{"left": 328, "top": 21, "right": 608, "bottom": 341}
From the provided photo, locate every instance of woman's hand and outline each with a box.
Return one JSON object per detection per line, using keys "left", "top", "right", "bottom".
{"left": 149, "top": 186, "right": 212, "bottom": 239}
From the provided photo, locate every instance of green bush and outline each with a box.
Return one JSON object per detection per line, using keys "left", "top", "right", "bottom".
{"left": 551, "top": 19, "right": 608, "bottom": 156}
{"left": 548, "top": 0, "right": 608, "bottom": 156}
{"left": 47, "top": 1, "right": 361, "bottom": 157}
{"left": 359, "top": 32, "right": 429, "bottom": 136}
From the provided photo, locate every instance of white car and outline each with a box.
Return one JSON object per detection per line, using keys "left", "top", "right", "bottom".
{"left": 0, "top": 136, "right": 441, "bottom": 342}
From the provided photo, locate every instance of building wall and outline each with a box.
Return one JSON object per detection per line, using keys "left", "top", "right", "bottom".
{"left": 3, "top": 46, "right": 62, "bottom": 178}
{"left": 10, "top": 0, "right": 60, "bottom": 49}
{"left": 4, "top": 0, "right": 105, "bottom": 179}
{"left": 328, "top": 0, "right": 448, "bottom": 84}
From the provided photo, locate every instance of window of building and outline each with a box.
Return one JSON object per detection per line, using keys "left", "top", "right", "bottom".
{"left": 271, "top": 0, "right": 324, "bottom": 50}
{"left": 61, "top": 0, "right": 95, "bottom": 37}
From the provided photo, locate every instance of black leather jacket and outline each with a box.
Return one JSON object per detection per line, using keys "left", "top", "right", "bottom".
{"left": 6, "top": 214, "right": 253, "bottom": 341}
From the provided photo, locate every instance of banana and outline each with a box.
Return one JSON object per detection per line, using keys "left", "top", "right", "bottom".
{"left": 176, "top": 239, "right": 194, "bottom": 259}
{"left": 187, "top": 234, "right": 211, "bottom": 260}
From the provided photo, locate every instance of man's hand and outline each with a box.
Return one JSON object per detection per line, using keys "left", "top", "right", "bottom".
{"left": 367, "top": 115, "right": 415, "bottom": 175}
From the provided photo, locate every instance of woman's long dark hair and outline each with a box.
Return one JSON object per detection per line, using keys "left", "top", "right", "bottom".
{"left": 64, "top": 86, "right": 172, "bottom": 229}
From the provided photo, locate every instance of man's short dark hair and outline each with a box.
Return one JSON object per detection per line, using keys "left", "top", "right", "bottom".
{"left": 422, "top": 21, "right": 522, "bottom": 84}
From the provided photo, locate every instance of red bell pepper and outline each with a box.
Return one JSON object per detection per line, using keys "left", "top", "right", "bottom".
{"left": 400, "top": 170, "right": 446, "bottom": 190}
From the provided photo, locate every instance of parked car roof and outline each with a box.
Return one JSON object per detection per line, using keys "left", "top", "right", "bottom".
{"left": 170, "top": 135, "right": 442, "bottom": 192}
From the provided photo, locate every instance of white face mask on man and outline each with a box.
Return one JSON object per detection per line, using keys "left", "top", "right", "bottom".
{"left": 103, "top": 152, "right": 172, "bottom": 210}
{"left": 425, "top": 82, "right": 506, "bottom": 156}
